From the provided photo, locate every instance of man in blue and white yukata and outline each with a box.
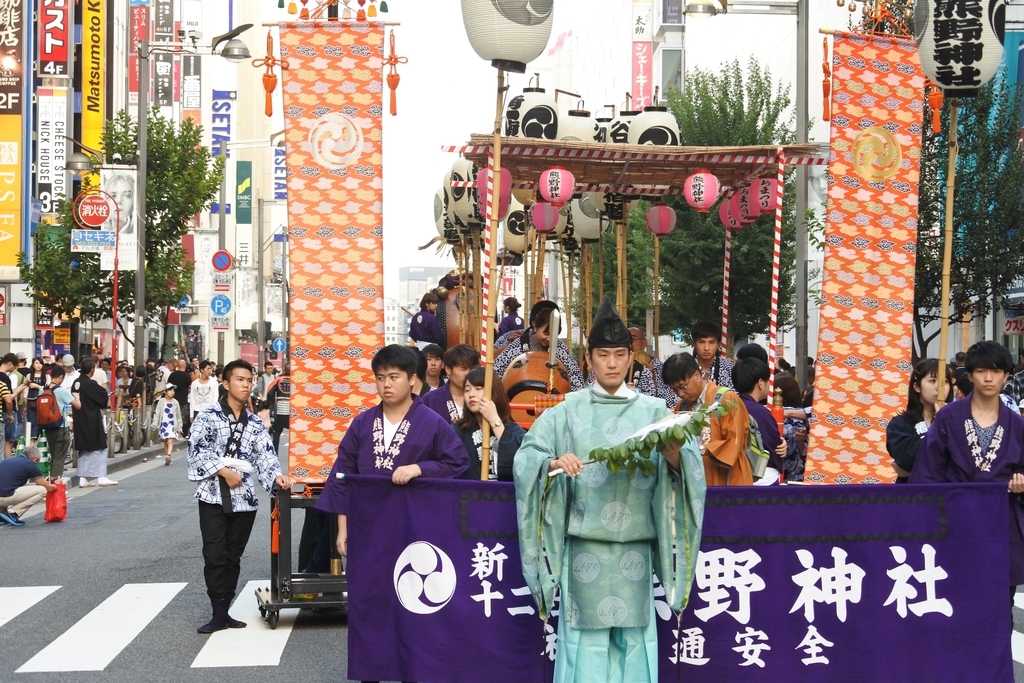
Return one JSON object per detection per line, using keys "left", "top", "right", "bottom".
{"left": 514, "top": 297, "right": 706, "bottom": 683}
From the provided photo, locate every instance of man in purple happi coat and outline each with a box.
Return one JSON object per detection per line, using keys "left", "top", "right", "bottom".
{"left": 733, "top": 357, "right": 787, "bottom": 485}
{"left": 421, "top": 343, "right": 480, "bottom": 425}
{"left": 316, "top": 345, "right": 468, "bottom": 560}
{"left": 408, "top": 292, "right": 444, "bottom": 349}
{"left": 911, "top": 341, "right": 1024, "bottom": 590}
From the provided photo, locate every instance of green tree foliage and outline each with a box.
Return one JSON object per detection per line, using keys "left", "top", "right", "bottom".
{"left": 19, "top": 109, "right": 224, "bottom": 338}
{"left": 661, "top": 58, "right": 797, "bottom": 345}
{"left": 913, "top": 79, "right": 1024, "bottom": 357}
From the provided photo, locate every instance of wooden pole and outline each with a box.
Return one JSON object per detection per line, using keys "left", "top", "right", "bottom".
{"left": 616, "top": 220, "right": 628, "bottom": 320}
{"left": 767, "top": 150, "right": 786, "bottom": 397}
{"left": 598, "top": 227, "right": 605, "bottom": 301}
{"left": 654, "top": 235, "right": 660, "bottom": 358}
{"left": 459, "top": 243, "right": 469, "bottom": 345}
{"left": 472, "top": 232, "right": 483, "bottom": 351}
{"left": 479, "top": 68, "right": 506, "bottom": 480}
{"left": 936, "top": 99, "right": 959, "bottom": 409}
{"left": 579, "top": 242, "right": 589, "bottom": 370}
{"left": 523, "top": 229, "right": 532, "bottom": 310}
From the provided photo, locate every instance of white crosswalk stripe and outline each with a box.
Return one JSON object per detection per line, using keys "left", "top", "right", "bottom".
{"left": 17, "top": 582, "right": 187, "bottom": 673}
{"left": 192, "top": 580, "right": 297, "bottom": 668}
{"left": 0, "top": 586, "right": 61, "bottom": 629}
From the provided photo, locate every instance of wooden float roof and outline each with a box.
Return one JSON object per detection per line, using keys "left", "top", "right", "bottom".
{"left": 447, "top": 136, "right": 828, "bottom": 196}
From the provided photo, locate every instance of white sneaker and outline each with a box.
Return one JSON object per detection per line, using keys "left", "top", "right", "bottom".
{"left": 97, "top": 477, "right": 119, "bottom": 487}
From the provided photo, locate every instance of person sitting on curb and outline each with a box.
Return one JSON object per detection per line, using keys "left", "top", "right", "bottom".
{"left": 0, "top": 446, "right": 59, "bottom": 526}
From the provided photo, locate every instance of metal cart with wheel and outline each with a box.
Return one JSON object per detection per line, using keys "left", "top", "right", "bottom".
{"left": 255, "top": 487, "right": 348, "bottom": 629}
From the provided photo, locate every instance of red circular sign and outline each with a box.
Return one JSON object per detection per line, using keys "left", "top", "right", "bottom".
{"left": 77, "top": 195, "right": 111, "bottom": 228}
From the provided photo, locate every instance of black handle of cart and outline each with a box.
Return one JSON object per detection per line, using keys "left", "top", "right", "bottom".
{"left": 255, "top": 488, "right": 348, "bottom": 629}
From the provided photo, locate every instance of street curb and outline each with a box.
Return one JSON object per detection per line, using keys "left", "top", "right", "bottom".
{"left": 62, "top": 439, "right": 185, "bottom": 489}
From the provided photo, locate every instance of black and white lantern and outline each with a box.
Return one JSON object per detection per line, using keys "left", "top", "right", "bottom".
{"left": 914, "top": 0, "right": 1005, "bottom": 97}
{"left": 503, "top": 192, "right": 529, "bottom": 254}
{"left": 505, "top": 86, "right": 560, "bottom": 140}
{"left": 558, "top": 104, "right": 600, "bottom": 142}
{"left": 436, "top": 187, "right": 461, "bottom": 244}
{"left": 572, "top": 196, "right": 605, "bottom": 241}
{"left": 608, "top": 108, "right": 640, "bottom": 144}
{"left": 446, "top": 158, "right": 481, "bottom": 232}
{"left": 627, "top": 105, "right": 681, "bottom": 146}
{"left": 595, "top": 112, "right": 612, "bottom": 143}
{"left": 460, "top": 0, "right": 555, "bottom": 73}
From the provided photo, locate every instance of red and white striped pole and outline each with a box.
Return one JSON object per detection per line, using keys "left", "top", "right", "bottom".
{"left": 768, "top": 149, "right": 786, "bottom": 395}
{"left": 720, "top": 228, "right": 732, "bottom": 357}
{"left": 480, "top": 155, "right": 495, "bottom": 360}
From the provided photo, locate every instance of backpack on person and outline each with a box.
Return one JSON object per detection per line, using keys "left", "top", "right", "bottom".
{"left": 714, "top": 387, "right": 770, "bottom": 481}
{"left": 35, "top": 387, "right": 64, "bottom": 429}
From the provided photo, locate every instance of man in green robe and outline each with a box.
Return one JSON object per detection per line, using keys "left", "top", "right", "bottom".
{"left": 514, "top": 297, "right": 706, "bottom": 683}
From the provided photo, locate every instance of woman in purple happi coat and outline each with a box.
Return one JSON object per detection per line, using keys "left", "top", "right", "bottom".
{"left": 911, "top": 341, "right": 1024, "bottom": 589}
{"left": 316, "top": 345, "right": 468, "bottom": 559}
{"left": 496, "top": 296, "right": 524, "bottom": 337}
{"left": 408, "top": 292, "right": 444, "bottom": 350}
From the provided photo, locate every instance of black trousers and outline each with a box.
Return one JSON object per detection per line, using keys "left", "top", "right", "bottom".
{"left": 270, "top": 414, "right": 289, "bottom": 452}
{"left": 198, "top": 501, "right": 257, "bottom": 600}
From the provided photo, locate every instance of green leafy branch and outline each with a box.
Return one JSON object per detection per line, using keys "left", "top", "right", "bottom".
{"left": 588, "top": 398, "right": 739, "bottom": 478}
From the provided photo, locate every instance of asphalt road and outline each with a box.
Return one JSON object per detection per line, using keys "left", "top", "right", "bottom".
{"left": 0, "top": 440, "right": 366, "bottom": 683}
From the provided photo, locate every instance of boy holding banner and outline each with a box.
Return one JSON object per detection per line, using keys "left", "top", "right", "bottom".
{"left": 513, "top": 298, "right": 706, "bottom": 683}
{"left": 317, "top": 345, "right": 468, "bottom": 558}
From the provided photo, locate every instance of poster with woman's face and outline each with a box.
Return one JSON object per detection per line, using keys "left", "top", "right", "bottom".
{"left": 100, "top": 169, "right": 137, "bottom": 235}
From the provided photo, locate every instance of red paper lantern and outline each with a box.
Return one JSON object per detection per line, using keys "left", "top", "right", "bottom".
{"left": 645, "top": 204, "right": 676, "bottom": 237}
{"left": 752, "top": 178, "right": 779, "bottom": 214}
{"left": 475, "top": 168, "right": 512, "bottom": 221}
{"left": 683, "top": 171, "right": 720, "bottom": 212}
{"left": 733, "top": 188, "right": 758, "bottom": 225}
{"left": 530, "top": 202, "right": 560, "bottom": 233}
{"left": 539, "top": 166, "right": 575, "bottom": 207}
{"left": 719, "top": 198, "right": 743, "bottom": 232}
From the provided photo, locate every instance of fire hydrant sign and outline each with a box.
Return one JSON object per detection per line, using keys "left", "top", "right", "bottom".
{"left": 76, "top": 195, "right": 111, "bottom": 227}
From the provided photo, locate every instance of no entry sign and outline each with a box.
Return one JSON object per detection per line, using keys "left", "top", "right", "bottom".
{"left": 76, "top": 195, "right": 111, "bottom": 227}
{"left": 212, "top": 250, "right": 233, "bottom": 272}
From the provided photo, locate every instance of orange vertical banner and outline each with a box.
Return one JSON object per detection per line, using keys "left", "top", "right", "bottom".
{"left": 806, "top": 32, "right": 924, "bottom": 484}
{"left": 279, "top": 22, "right": 386, "bottom": 482}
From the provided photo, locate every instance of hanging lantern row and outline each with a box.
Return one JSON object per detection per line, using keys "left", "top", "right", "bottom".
{"left": 717, "top": 178, "right": 779, "bottom": 232}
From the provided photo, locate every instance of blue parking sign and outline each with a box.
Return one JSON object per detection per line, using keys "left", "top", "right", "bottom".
{"left": 210, "top": 295, "right": 232, "bottom": 317}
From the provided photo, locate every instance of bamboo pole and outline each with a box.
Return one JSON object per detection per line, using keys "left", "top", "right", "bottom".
{"left": 616, "top": 220, "right": 628, "bottom": 320}
{"left": 472, "top": 232, "right": 483, "bottom": 351}
{"left": 523, "top": 229, "right": 532, "bottom": 310}
{"left": 479, "top": 68, "right": 506, "bottom": 481}
{"left": 459, "top": 243, "right": 468, "bottom": 345}
{"left": 565, "top": 248, "right": 574, "bottom": 363}
{"left": 598, "top": 227, "right": 605, "bottom": 301}
{"left": 936, "top": 99, "right": 959, "bottom": 408}
{"left": 579, "top": 242, "right": 589, "bottom": 369}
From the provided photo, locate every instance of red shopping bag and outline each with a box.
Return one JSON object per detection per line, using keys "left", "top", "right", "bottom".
{"left": 45, "top": 482, "right": 67, "bottom": 523}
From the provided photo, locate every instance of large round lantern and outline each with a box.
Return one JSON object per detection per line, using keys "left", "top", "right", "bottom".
{"left": 572, "top": 196, "right": 604, "bottom": 241}
{"left": 627, "top": 105, "right": 681, "bottom": 146}
{"left": 608, "top": 108, "right": 640, "bottom": 144}
{"left": 475, "top": 167, "right": 512, "bottom": 222}
{"left": 437, "top": 186, "right": 462, "bottom": 244}
{"left": 539, "top": 167, "right": 575, "bottom": 207}
{"left": 595, "top": 113, "right": 613, "bottom": 143}
{"left": 505, "top": 86, "right": 559, "bottom": 139}
{"left": 645, "top": 204, "right": 677, "bottom": 237}
{"left": 530, "top": 202, "right": 560, "bottom": 233}
{"left": 683, "top": 171, "right": 720, "bottom": 212}
{"left": 503, "top": 193, "right": 529, "bottom": 253}
{"left": 719, "top": 198, "right": 743, "bottom": 232}
{"left": 914, "top": 0, "right": 1004, "bottom": 97}
{"left": 558, "top": 104, "right": 600, "bottom": 142}
{"left": 734, "top": 185, "right": 759, "bottom": 224}
{"left": 752, "top": 178, "right": 779, "bottom": 214}
{"left": 460, "top": 0, "right": 554, "bottom": 74}
{"left": 447, "top": 158, "right": 481, "bottom": 230}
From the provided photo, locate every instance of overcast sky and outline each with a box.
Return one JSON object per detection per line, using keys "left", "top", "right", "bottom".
{"left": 368, "top": 0, "right": 853, "bottom": 299}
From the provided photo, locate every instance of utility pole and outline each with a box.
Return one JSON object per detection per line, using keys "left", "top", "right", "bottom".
{"left": 794, "top": 0, "right": 810, "bottom": 388}
{"left": 135, "top": 40, "right": 150, "bottom": 369}
{"left": 256, "top": 195, "right": 265, "bottom": 365}
{"left": 218, "top": 146, "right": 227, "bottom": 365}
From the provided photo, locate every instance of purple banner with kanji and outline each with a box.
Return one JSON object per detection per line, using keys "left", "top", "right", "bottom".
{"left": 346, "top": 477, "right": 1012, "bottom": 682}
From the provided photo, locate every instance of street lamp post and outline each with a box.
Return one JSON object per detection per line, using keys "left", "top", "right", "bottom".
{"left": 135, "top": 26, "right": 253, "bottom": 369}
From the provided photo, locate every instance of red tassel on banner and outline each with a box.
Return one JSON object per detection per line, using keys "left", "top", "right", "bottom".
{"left": 928, "top": 85, "right": 944, "bottom": 135}
{"left": 385, "top": 31, "right": 408, "bottom": 116}
{"left": 252, "top": 31, "right": 289, "bottom": 118}
{"left": 270, "top": 502, "right": 280, "bottom": 554}
{"left": 822, "top": 37, "right": 832, "bottom": 122}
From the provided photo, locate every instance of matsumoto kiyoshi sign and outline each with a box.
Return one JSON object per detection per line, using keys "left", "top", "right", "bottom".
{"left": 345, "top": 476, "right": 1013, "bottom": 683}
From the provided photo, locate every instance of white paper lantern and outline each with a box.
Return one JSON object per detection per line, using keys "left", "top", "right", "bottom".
{"left": 572, "top": 196, "right": 605, "bottom": 241}
{"left": 627, "top": 105, "right": 681, "bottom": 146}
{"left": 460, "top": 0, "right": 554, "bottom": 74}
{"left": 503, "top": 192, "right": 529, "bottom": 253}
{"left": 607, "top": 108, "right": 640, "bottom": 144}
{"left": 914, "top": 0, "right": 1005, "bottom": 97}
{"left": 437, "top": 186, "right": 462, "bottom": 244}
{"left": 446, "top": 158, "right": 481, "bottom": 231}
{"left": 595, "top": 114, "right": 612, "bottom": 142}
{"left": 505, "top": 87, "right": 559, "bottom": 139}
{"left": 558, "top": 105, "right": 600, "bottom": 142}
